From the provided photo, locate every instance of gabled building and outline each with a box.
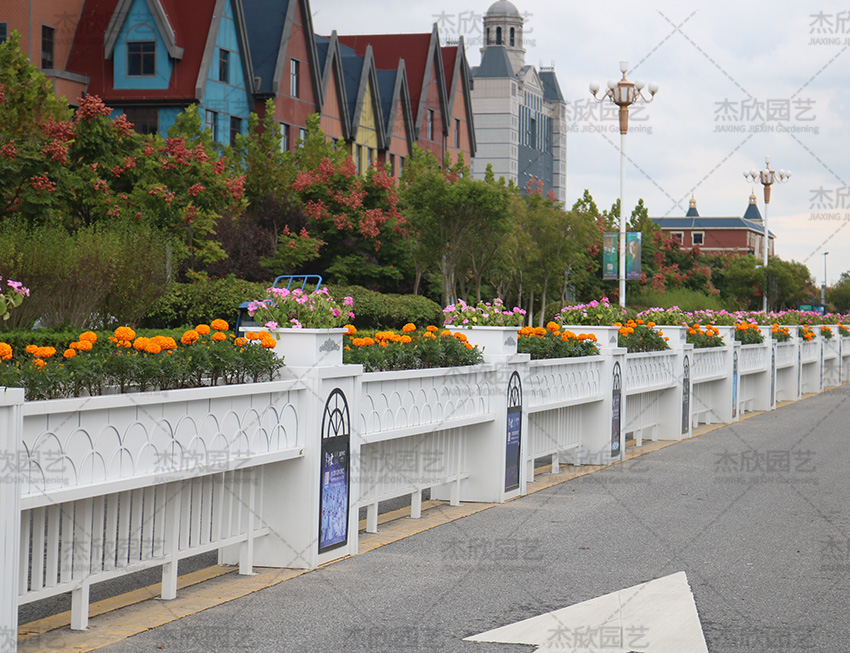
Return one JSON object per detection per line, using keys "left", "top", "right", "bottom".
{"left": 470, "top": 0, "right": 567, "bottom": 202}
{"left": 314, "top": 32, "right": 350, "bottom": 144}
{"left": 243, "top": 0, "right": 322, "bottom": 151}
{"left": 441, "top": 38, "right": 476, "bottom": 167}
{"left": 374, "top": 61, "right": 415, "bottom": 178}
{"left": 650, "top": 195, "right": 775, "bottom": 258}
{"left": 66, "top": 0, "right": 256, "bottom": 146}
{"left": 338, "top": 41, "right": 385, "bottom": 174}
{"left": 337, "top": 26, "right": 459, "bottom": 164}
{"left": 1, "top": 0, "right": 90, "bottom": 102}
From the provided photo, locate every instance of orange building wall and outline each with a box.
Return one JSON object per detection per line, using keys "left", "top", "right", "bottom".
{"left": 445, "top": 76, "right": 471, "bottom": 167}
{"left": 415, "top": 63, "right": 445, "bottom": 160}
{"left": 319, "top": 66, "right": 345, "bottom": 141}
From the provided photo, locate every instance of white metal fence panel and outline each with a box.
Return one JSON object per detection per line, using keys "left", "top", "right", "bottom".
{"left": 624, "top": 352, "right": 676, "bottom": 395}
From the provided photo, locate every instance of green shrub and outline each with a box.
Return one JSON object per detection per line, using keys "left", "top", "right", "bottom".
{"left": 141, "top": 277, "right": 268, "bottom": 328}
{"left": 631, "top": 288, "right": 729, "bottom": 312}
{"left": 327, "top": 285, "right": 442, "bottom": 329}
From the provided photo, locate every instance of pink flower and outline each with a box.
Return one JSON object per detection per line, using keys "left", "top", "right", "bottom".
{"left": 265, "top": 321, "right": 278, "bottom": 329}
{"left": 348, "top": 312, "right": 355, "bottom": 320}
{"left": 290, "top": 319, "right": 303, "bottom": 329}
{"left": 343, "top": 296, "right": 354, "bottom": 307}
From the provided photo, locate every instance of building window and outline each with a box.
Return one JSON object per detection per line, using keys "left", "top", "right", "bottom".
{"left": 671, "top": 231, "right": 684, "bottom": 244}
{"left": 355, "top": 144, "right": 362, "bottom": 174}
{"left": 298, "top": 127, "right": 307, "bottom": 147}
{"left": 127, "top": 41, "right": 156, "bottom": 76}
{"left": 388, "top": 154, "right": 395, "bottom": 176}
{"left": 399, "top": 156, "right": 404, "bottom": 174}
{"left": 496, "top": 26, "right": 502, "bottom": 45}
{"left": 427, "top": 109, "right": 435, "bottom": 141}
{"left": 290, "top": 59, "right": 300, "bottom": 97}
{"left": 205, "top": 110, "right": 217, "bottom": 140}
{"left": 219, "top": 49, "right": 230, "bottom": 83}
{"left": 486, "top": 28, "right": 490, "bottom": 45}
{"left": 510, "top": 27, "right": 515, "bottom": 46}
{"left": 529, "top": 116, "right": 536, "bottom": 149}
{"left": 122, "top": 107, "right": 159, "bottom": 135}
{"left": 230, "top": 116, "right": 241, "bottom": 146}
{"left": 0, "top": 23, "right": 8, "bottom": 44}
{"left": 280, "top": 123, "right": 289, "bottom": 151}
{"left": 692, "top": 232, "right": 704, "bottom": 246}
{"left": 454, "top": 118, "right": 461, "bottom": 148}
{"left": 41, "top": 25, "right": 55, "bottom": 69}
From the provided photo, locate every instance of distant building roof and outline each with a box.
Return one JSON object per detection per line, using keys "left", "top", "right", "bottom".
{"left": 651, "top": 216, "right": 774, "bottom": 237}
{"left": 538, "top": 70, "right": 564, "bottom": 102}
{"left": 243, "top": 0, "right": 290, "bottom": 95}
{"left": 486, "top": 0, "right": 520, "bottom": 16}
{"left": 743, "top": 192, "right": 762, "bottom": 222}
{"left": 473, "top": 45, "right": 515, "bottom": 78}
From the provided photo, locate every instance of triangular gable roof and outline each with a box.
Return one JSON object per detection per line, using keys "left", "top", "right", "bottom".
{"left": 375, "top": 61, "right": 414, "bottom": 152}
{"left": 472, "top": 45, "right": 515, "bottom": 79}
{"left": 68, "top": 0, "right": 214, "bottom": 102}
{"left": 651, "top": 216, "right": 774, "bottom": 237}
{"left": 104, "top": 0, "right": 184, "bottom": 59}
{"left": 337, "top": 24, "right": 448, "bottom": 135}
{"left": 243, "top": 0, "right": 322, "bottom": 107}
{"left": 338, "top": 43, "right": 386, "bottom": 149}
{"left": 196, "top": 0, "right": 257, "bottom": 101}
{"left": 441, "top": 37, "right": 476, "bottom": 156}
{"left": 316, "top": 32, "right": 351, "bottom": 140}
{"left": 539, "top": 70, "right": 564, "bottom": 103}
{"left": 519, "top": 65, "right": 544, "bottom": 94}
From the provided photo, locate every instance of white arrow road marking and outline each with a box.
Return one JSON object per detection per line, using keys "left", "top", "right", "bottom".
{"left": 465, "top": 571, "right": 708, "bottom": 653}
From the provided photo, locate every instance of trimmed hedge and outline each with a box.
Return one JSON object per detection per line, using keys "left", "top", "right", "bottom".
{"left": 140, "top": 277, "right": 268, "bottom": 329}
{"left": 327, "top": 285, "right": 443, "bottom": 330}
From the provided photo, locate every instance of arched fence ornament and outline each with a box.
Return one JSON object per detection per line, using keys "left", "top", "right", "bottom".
{"left": 505, "top": 371, "right": 522, "bottom": 492}
{"left": 318, "top": 388, "right": 350, "bottom": 554}
{"left": 611, "top": 362, "right": 622, "bottom": 458}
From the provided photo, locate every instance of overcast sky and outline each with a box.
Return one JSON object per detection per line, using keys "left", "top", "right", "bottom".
{"left": 313, "top": 0, "right": 850, "bottom": 286}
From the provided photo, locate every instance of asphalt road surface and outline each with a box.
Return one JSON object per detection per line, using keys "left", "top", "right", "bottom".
{"left": 98, "top": 385, "right": 850, "bottom": 652}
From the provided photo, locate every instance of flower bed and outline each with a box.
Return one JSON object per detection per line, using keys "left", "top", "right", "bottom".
{"left": 735, "top": 322, "right": 764, "bottom": 344}
{"left": 686, "top": 323, "right": 724, "bottom": 348}
{"left": 555, "top": 297, "right": 627, "bottom": 326}
{"left": 772, "top": 324, "right": 792, "bottom": 342}
{"left": 517, "top": 323, "right": 600, "bottom": 360}
{"left": 247, "top": 286, "right": 354, "bottom": 329}
{"left": 442, "top": 298, "right": 526, "bottom": 327}
{"left": 613, "top": 319, "right": 669, "bottom": 353}
{"left": 820, "top": 326, "right": 833, "bottom": 340}
{"left": 343, "top": 324, "right": 483, "bottom": 372}
{"left": 0, "top": 321, "right": 283, "bottom": 400}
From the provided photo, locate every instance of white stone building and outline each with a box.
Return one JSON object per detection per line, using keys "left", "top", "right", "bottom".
{"left": 470, "top": 0, "right": 567, "bottom": 202}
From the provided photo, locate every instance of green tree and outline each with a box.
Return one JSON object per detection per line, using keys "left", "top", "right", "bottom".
{"left": 827, "top": 272, "right": 850, "bottom": 312}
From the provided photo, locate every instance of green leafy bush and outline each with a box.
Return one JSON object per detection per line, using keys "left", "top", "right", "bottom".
{"left": 141, "top": 277, "right": 268, "bottom": 328}
{"left": 327, "top": 285, "right": 442, "bottom": 330}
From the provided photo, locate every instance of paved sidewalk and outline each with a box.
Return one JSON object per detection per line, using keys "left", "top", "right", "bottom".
{"left": 20, "top": 386, "right": 850, "bottom": 652}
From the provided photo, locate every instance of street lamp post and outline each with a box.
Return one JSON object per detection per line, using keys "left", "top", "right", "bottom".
{"left": 590, "top": 61, "right": 658, "bottom": 308}
{"left": 743, "top": 156, "right": 791, "bottom": 313}
{"left": 822, "top": 251, "right": 829, "bottom": 306}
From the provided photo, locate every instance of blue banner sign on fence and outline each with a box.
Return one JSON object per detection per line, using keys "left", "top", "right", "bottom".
{"left": 319, "top": 389, "right": 350, "bottom": 554}
{"left": 505, "top": 372, "right": 522, "bottom": 492}
{"left": 682, "top": 356, "right": 690, "bottom": 435}
{"left": 611, "top": 362, "right": 622, "bottom": 457}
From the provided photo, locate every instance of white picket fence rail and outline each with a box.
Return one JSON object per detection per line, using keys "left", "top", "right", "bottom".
{"left": 3, "top": 330, "right": 848, "bottom": 650}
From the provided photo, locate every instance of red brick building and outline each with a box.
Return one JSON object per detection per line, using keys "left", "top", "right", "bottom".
{"left": 651, "top": 195, "right": 774, "bottom": 258}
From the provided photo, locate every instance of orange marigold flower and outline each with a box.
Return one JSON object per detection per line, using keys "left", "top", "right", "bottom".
{"left": 0, "top": 342, "right": 12, "bottom": 361}
{"left": 195, "top": 324, "right": 211, "bottom": 335}
{"left": 344, "top": 324, "right": 357, "bottom": 335}
{"left": 465, "top": 342, "right": 474, "bottom": 350}
{"left": 181, "top": 329, "right": 200, "bottom": 345}
{"left": 36, "top": 346, "right": 56, "bottom": 359}
{"left": 245, "top": 331, "right": 259, "bottom": 340}
{"left": 546, "top": 321, "right": 559, "bottom": 332}
{"left": 363, "top": 337, "right": 375, "bottom": 346}
{"left": 426, "top": 325, "right": 438, "bottom": 332}
{"left": 133, "top": 337, "right": 149, "bottom": 351}
{"left": 260, "top": 337, "right": 277, "bottom": 349}
{"left": 210, "top": 319, "right": 229, "bottom": 331}
{"left": 533, "top": 327, "right": 546, "bottom": 336}
{"left": 33, "top": 358, "right": 46, "bottom": 369}
{"left": 144, "top": 341, "right": 161, "bottom": 354}
{"left": 423, "top": 332, "right": 436, "bottom": 339}
{"left": 25, "top": 344, "right": 38, "bottom": 354}
{"left": 212, "top": 332, "right": 226, "bottom": 342}
{"left": 108, "top": 336, "right": 118, "bottom": 343}
{"left": 688, "top": 329, "right": 697, "bottom": 335}
{"left": 79, "top": 331, "right": 98, "bottom": 343}
{"left": 636, "top": 319, "right": 644, "bottom": 325}
{"left": 612, "top": 322, "right": 622, "bottom": 327}
{"left": 564, "top": 330, "right": 576, "bottom": 339}
{"left": 647, "top": 322, "right": 656, "bottom": 328}
{"left": 114, "top": 326, "right": 136, "bottom": 341}
{"left": 234, "top": 337, "right": 247, "bottom": 347}
{"left": 454, "top": 332, "right": 468, "bottom": 342}
{"left": 561, "top": 334, "right": 570, "bottom": 342}
{"left": 401, "top": 335, "right": 412, "bottom": 344}
{"left": 440, "top": 330, "right": 452, "bottom": 338}
{"left": 402, "top": 323, "right": 416, "bottom": 333}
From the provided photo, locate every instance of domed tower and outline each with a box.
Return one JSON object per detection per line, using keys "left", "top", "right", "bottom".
{"left": 482, "top": 0, "right": 525, "bottom": 73}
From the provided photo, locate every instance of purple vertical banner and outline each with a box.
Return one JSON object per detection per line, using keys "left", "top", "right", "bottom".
{"left": 626, "top": 232, "right": 642, "bottom": 280}
{"left": 505, "top": 372, "right": 522, "bottom": 492}
{"left": 319, "top": 389, "right": 350, "bottom": 554}
{"left": 602, "top": 233, "right": 618, "bottom": 281}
